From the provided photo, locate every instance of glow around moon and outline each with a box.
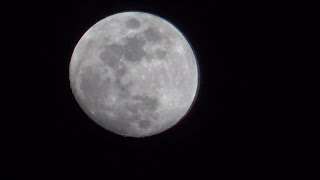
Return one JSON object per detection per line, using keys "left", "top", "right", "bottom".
{"left": 69, "top": 12, "right": 199, "bottom": 137}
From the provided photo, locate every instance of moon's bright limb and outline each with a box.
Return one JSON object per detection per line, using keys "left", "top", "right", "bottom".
{"left": 69, "top": 12, "right": 199, "bottom": 137}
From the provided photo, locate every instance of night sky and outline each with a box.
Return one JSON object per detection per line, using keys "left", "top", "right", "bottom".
{"left": 7, "top": 0, "right": 304, "bottom": 179}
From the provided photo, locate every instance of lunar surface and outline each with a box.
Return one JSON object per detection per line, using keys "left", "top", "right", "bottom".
{"left": 69, "top": 12, "right": 199, "bottom": 137}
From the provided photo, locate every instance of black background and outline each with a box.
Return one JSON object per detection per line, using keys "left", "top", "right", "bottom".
{"left": 7, "top": 0, "right": 308, "bottom": 179}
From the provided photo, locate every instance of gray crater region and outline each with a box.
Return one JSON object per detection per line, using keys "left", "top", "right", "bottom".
{"left": 69, "top": 12, "right": 199, "bottom": 137}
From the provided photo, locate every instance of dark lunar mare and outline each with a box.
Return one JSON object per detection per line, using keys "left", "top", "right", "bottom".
{"left": 125, "top": 18, "right": 141, "bottom": 29}
{"left": 144, "top": 28, "right": 162, "bottom": 42}
{"left": 99, "top": 43, "right": 123, "bottom": 67}
{"left": 122, "top": 36, "right": 147, "bottom": 62}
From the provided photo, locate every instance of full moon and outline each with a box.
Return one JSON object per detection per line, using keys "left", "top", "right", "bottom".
{"left": 69, "top": 12, "right": 199, "bottom": 137}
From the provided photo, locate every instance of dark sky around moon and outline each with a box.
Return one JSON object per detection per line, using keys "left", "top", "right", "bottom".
{"left": 7, "top": 0, "right": 303, "bottom": 179}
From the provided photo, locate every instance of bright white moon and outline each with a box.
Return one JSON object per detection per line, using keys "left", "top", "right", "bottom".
{"left": 69, "top": 12, "right": 199, "bottom": 137}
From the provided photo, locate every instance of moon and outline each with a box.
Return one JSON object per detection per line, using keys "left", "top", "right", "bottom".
{"left": 69, "top": 12, "right": 199, "bottom": 137}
